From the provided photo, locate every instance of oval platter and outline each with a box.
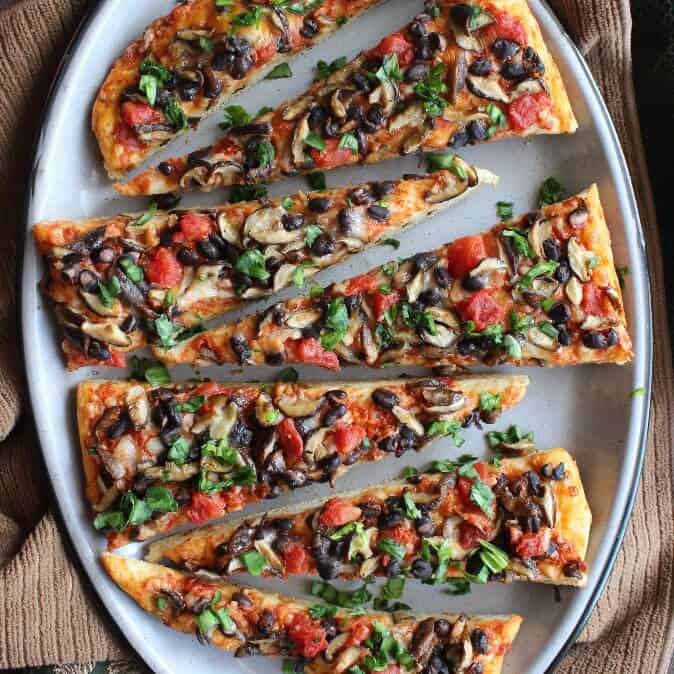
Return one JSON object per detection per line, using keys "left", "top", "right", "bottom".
{"left": 21, "top": 1, "right": 652, "bottom": 672}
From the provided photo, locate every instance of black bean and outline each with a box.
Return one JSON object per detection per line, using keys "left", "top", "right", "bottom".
{"left": 308, "top": 105, "right": 329, "bottom": 129}
{"left": 542, "top": 238, "right": 561, "bottom": 261}
{"left": 323, "top": 617, "right": 338, "bottom": 642}
{"left": 434, "top": 267, "right": 451, "bottom": 288}
{"left": 308, "top": 197, "right": 333, "bottom": 213}
{"left": 355, "top": 128, "right": 368, "bottom": 156}
{"left": 312, "top": 533, "right": 332, "bottom": 559}
{"left": 415, "top": 37, "right": 433, "bottom": 61}
{"left": 457, "top": 338, "right": 477, "bottom": 356}
{"left": 405, "top": 62, "right": 430, "bottom": 82}
{"left": 540, "top": 463, "right": 553, "bottom": 478}
{"left": 411, "top": 558, "right": 434, "bottom": 580}
{"left": 416, "top": 515, "right": 435, "bottom": 536}
{"left": 372, "top": 181, "right": 396, "bottom": 199}
{"left": 265, "top": 352, "right": 285, "bottom": 366}
{"left": 108, "top": 413, "right": 132, "bottom": 440}
{"left": 317, "top": 558, "right": 340, "bottom": 580}
{"left": 462, "top": 274, "right": 487, "bottom": 291}
{"left": 321, "top": 453, "right": 341, "bottom": 474}
{"left": 554, "top": 263, "right": 571, "bottom": 283}
{"left": 300, "top": 17, "right": 318, "bottom": 38}
{"left": 228, "top": 525, "right": 255, "bottom": 555}
{"left": 75, "top": 226, "right": 106, "bottom": 254}
{"left": 471, "top": 629, "right": 490, "bottom": 654}
{"left": 348, "top": 187, "right": 371, "bottom": 206}
{"left": 399, "top": 426, "right": 420, "bottom": 452}
{"left": 351, "top": 71, "right": 374, "bottom": 93}
{"left": 231, "top": 335, "right": 251, "bottom": 363}
{"left": 232, "top": 122, "right": 273, "bottom": 137}
{"left": 448, "top": 127, "right": 470, "bottom": 149}
{"left": 230, "top": 52, "right": 254, "bottom": 79}
{"left": 372, "top": 388, "right": 399, "bottom": 409}
{"left": 523, "top": 46, "right": 545, "bottom": 75}
{"left": 121, "top": 315, "right": 138, "bottom": 333}
{"left": 378, "top": 435, "right": 399, "bottom": 453}
{"left": 501, "top": 61, "right": 527, "bottom": 81}
{"left": 87, "top": 340, "right": 110, "bottom": 361}
{"left": 177, "top": 77, "right": 200, "bottom": 102}
{"left": 469, "top": 59, "right": 493, "bottom": 76}
{"left": 367, "top": 204, "right": 390, "bottom": 221}
{"left": 379, "top": 510, "right": 404, "bottom": 529}
{"left": 158, "top": 162, "right": 173, "bottom": 176}
{"left": 324, "top": 117, "right": 340, "bottom": 137}
{"left": 417, "top": 288, "right": 441, "bottom": 307}
{"left": 548, "top": 302, "right": 571, "bottom": 325}
{"left": 551, "top": 463, "right": 566, "bottom": 480}
{"left": 311, "top": 233, "right": 335, "bottom": 257}
{"left": 582, "top": 331, "right": 607, "bottom": 349}
{"left": 79, "top": 269, "right": 99, "bottom": 292}
{"left": 563, "top": 561, "right": 583, "bottom": 580}
{"left": 324, "top": 404, "right": 347, "bottom": 426}
{"left": 284, "top": 469, "right": 308, "bottom": 489}
{"left": 386, "top": 559, "right": 403, "bottom": 577}
{"left": 492, "top": 38, "right": 520, "bottom": 60}
{"left": 606, "top": 329, "right": 619, "bottom": 346}
{"left": 359, "top": 501, "right": 382, "bottom": 521}
{"left": 177, "top": 247, "right": 200, "bottom": 266}
{"left": 257, "top": 610, "right": 275, "bottom": 636}
{"left": 467, "top": 118, "right": 488, "bottom": 143}
{"left": 434, "top": 619, "right": 451, "bottom": 638}
{"left": 412, "top": 251, "right": 438, "bottom": 272}
{"left": 203, "top": 67, "right": 223, "bottom": 99}
{"left": 362, "top": 104, "right": 385, "bottom": 132}
{"left": 282, "top": 213, "right": 304, "bottom": 231}
{"left": 197, "top": 238, "right": 221, "bottom": 260}
{"left": 427, "top": 656, "right": 449, "bottom": 674}
{"left": 94, "top": 247, "right": 115, "bottom": 264}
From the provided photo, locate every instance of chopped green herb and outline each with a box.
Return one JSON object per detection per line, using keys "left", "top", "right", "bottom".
{"left": 445, "top": 578, "right": 471, "bottom": 595}
{"left": 496, "top": 201, "right": 514, "bottom": 221}
{"left": 145, "top": 486, "right": 178, "bottom": 513}
{"left": 380, "top": 238, "right": 400, "bottom": 249}
{"left": 241, "top": 550, "right": 267, "bottom": 575}
{"left": 266, "top": 63, "right": 292, "bottom": 79}
{"left": 414, "top": 63, "right": 448, "bottom": 117}
{"left": 167, "top": 436, "right": 190, "bottom": 465}
{"left": 293, "top": 262, "right": 316, "bottom": 288}
{"left": 502, "top": 227, "right": 533, "bottom": 257}
{"left": 229, "top": 184, "right": 269, "bottom": 203}
{"left": 235, "top": 249, "right": 270, "bottom": 281}
{"left": 376, "top": 538, "right": 406, "bottom": 561}
{"left": 308, "top": 604, "right": 338, "bottom": 620}
{"left": 307, "top": 172, "right": 326, "bottom": 191}
{"left": 426, "top": 152, "right": 464, "bottom": 177}
{"left": 487, "top": 424, "right": 534, "bottom": 449}
{"left": 199, "top": 36, "right": 214, "bottom": 53}
{"left": 538, "top": 321, "right": 559, "bottom": 339}
{"left": 338, "top": 131, "right": 359, "bottom": 154}
{"left": 517, "top": 261, "right": 559, "bottom": 290}
{"left": 305, "top": 132, "right": 326, "bottom": 151}
{"left": 402, "top": 492, "right": 422, "bottom": 520}
{"left": 304, "top": 224, "right": 322, "bottom": 247}
{"left": 470, "top": 480, "right": 495, "bottom": 518}
{"left": 315, "top": 56, "right": 347, "bottom": 81}
{"left": 156, "top": 596, "right": 168, "bottom": 610}
{"left": 282, "top": 196, "right": 294, "bottom": 210}
{"left": 503, "top": 334, "right": 522, "bottom": 359}
{"left": 320, "top": 297, "right": 349, "bottom": 349}
{"left": 220, "top": 105, "right": 251, "bottom": 131}
{"left": 311, "top": 580, "right": 372, "bottom": 608}
{"left": 426, "top": 420, "right": 464, "bottom": 447}
{"left": 509, "top": 310, "right": 534, "bottom": 333}
{"left": 131, "top": 202, "right": 158, "bottom": 227}
{"left": 232, "top": 6, "right": 265, "bottom": 26}
{"left": 97, "top": 276, "right": 121, "bottom": 308}
{"left": 538, "top": 177, "right": 565, "bottom": 206}
{"left": 118, "top": 256, "right": 144, "bottom": 283}
{"left": 178, "top": 395, "right": 206, "bottom": 413}
{"left": 129, "top": 356, "right": 171, "bottom": 385}
{"left": 278, "top": 367, "right": 299, "bottom": 382}
{"left": 402, "top": 466, "right": 419, "bottom": 479}
{"left": 479, "top": 391, "right": 501, "bottom": 413}
{"left": 376, "top": 54, "right": 403, "bottom": 82}
{"left": 164, "top": 97, "right": 188, "bottom": 130}
{"left": 478, "top": 540, "right": 509, "bottom": 573}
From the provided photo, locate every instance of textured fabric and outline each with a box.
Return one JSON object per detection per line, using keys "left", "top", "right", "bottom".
{"left": 0, "top": 0, "right": 671, "bottom": 671}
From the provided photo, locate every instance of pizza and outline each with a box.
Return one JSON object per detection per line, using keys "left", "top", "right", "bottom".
{"left": 102, "top": 554, "right": 522, "bottom": 673}
{"left": 151, "top": 185, "right": 633, "bottom": 369}
{"left": 114, "top": 0, "right": 577, "bottom": 196}
{"left": 78, "top": 374, "right": 529, "bottom": 547}
{"left": 33, "top": 167, "right": 492, "bottom": 370}
{"left": 146, "top": 448, "right": 590, "bottom": 587}
{"left": 93, "top": 0, "right": 385, "bottom": 178}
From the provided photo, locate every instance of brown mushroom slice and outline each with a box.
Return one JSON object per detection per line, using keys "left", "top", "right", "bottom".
{"left": 466, "top": 75, "right": 510, "bottom": 103}
{"left": 527, "top": 217, "right": 555, "bottom": 259}
{"left": 392, "top": 405, "right": 424, "bottom": 436}
{"left": 243, "top": 205, "right": 297, "bottom": 245}
{"left": 255, "top": 392, "right": 282, "bottom": 428}
{"left": 291, "top": 114, "right": 311, "bottom": 167}
{"left": 567, "top": 236, "right": 596, "bottom": 282}
{"left": 389, "top": 102, "right": 425, "bottom": 133}
{"left": 276, "top": 395, "right": 323, "bottom": 418}
{"left": 125, "top": 385, "right": 149, "bottom": 429}
{"left": 510, "top": 77, "right": 549, "bottom": 100}
{"left": 81, "top": 321, "right": 132, "bottom": 347}
{"left": 534, "top": 483, "right": 557, "bottom": 528}
{"left": 80, "top": 290, "right": 122, "bottom": 318}
{"left": 217, "top": 212, "right": 242, "bottom": 246}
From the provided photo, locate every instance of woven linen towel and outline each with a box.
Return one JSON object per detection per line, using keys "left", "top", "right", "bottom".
{"left": 0, "top": 0, "right": 672, "bottom": 671}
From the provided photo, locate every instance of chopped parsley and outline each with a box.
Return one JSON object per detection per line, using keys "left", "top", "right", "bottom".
{"left": 229, "top": 184, "right": 269, "bottom": 203}
{"left": 426, "top": 420, "right": 465, "bottom": 447}
{"left": 305, "top": 132, "right": 326, "bottom": 151}
{"left": 538, "top": 176, "right": 565, "bottom": 206}
{"left": 338, "top": 131, "right": 359, "bottom": 154}
{"left": 131, "top": 202, "right": 158, "bottom": 227}
{"left": 496, "top": 201, "right": 514, "bottom": 221}
{"left": 235, "top": 249, "right": 270, "bottom": 281}
{"left": 138, "top": 59, "right": 171, "bottom": 107}
{"left": 414, "top": 63, "right": 448, "bottom": 117}
{"left": 220, "top": 105, "right": 251, "bottom": 131}
{"left": 266, "top": 63, "right": 292, "bottom": 79}
{"left": 307, "top": 172, "right": 326, "bottom": 191}
{"left": 315, "top": 56, "right": 347, "bottom": 81}
{"left": 320, "top": 297, "right": 349, "bottom": 349}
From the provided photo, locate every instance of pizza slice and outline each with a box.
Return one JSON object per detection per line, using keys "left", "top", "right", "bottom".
{"left": 153, "top": 185, "right": 633, "bottom": 369}
{"left": 78, "top": 374, "right": 528, "bottom": 547}
{"left": 115, "top": 0, "right": 576, "bottom": 196}
{"left": 146, "top": 448, "right": 590, "bottom": 588}
{"left": 33, "top": 167, "right": 492, "bottom": 370}
{"left": 94, "top": 0, "right": 386, "bottom": 178}
{"left": 102, "top": 554, "right": 522, "bottom": 673}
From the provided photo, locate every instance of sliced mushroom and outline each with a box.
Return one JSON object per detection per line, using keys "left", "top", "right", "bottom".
{"left": 420, "top": 323, "right": 457, "bottom": 349}
{"left": 125, "top": 385, "right": 149, "bottom": 429}
{"left": 401, "top": 130, "right": 426, "bottom": 155}
{"left": 567, "top": 236, "right": 596, "bottom": 282}
{"left": 507, "top": 556, "right": 538, "bottom": 580}
{"left": 424, "top": 163, "right": 475, "bottom": 204}
{"left": 272, "top": 264, "right": 299, "bottom": 293}
{"left": 534, "top": 483, "right": 557, "bottom": 528}
{"left": 359, "top": 555, "right": 380, "bottom": 578}
{"left": 330, "top": 89, "right": 349, "bottom": 119}
{"left": 255, "top": 392, "right": 282, "bottom": 428}
{"left": 285, "top": 309, "right": 322, "bottom": 329}
{"left": 450, "top": 50, "right": 468, "bottom": 104}
{"left": 389, "top": 102, "right": 425, "bottom": 133}
{"left": 527, "top": 326, "right": 558, "bottom": 351}
{"left": 291, "top": 114, "right": 311, "bottom": 167}
{"left": 406, "top": 270, "right": 427, "bottom": 303}
{"left": 203, "top": 401, "right": 239, "bottom": 441}
{"left": 81, "top": 321, "right": 132, "bottom": 347}
{"left": 369, "top": 79, "right": 398, "bottom": 116}
{"left": 361, "top": 324, "right": 379, "bottom": 364}
{"left": 282, "top": 97, "right": 312, "bottom": 121}
{"left": 510, "top": 78, "right": 549, "bottom": 99}
{"left": 410, "top": 618, "right": 438, "bottom": 668}
{"left": 441, "top": 517, "right": 470, "bottom": 559}
{"left": 143, "top": 462, "right": 199, "bottom": 481}
{"left": 324, "top": 633, "right": 349, "bottom": 662}
{"left": 418, "top": 382, "right": 466, "bottom": 413}
{"left": 80, "top": 290, "right": 122, "bottom": 318}
{"left": 303, "top": 427, "right": 330, "bottom": 465}
{"left": 528, "top": 218, "right": 555, "bottom": 259}
{"left": 277, "top": 395, "right": 323, "bottom": 418}
{"left": 459, "top": 637, "right": 474, "bottom": 670}
{"left": 253, "top": 539, "right": 284, "bottom": 572}
{"left": 466, "top": 75, "right": 509, "bottom": 103}
{"left": 449, "top": 19, "right": 483, "bottom": 52}
{"left": 244, "top": 206, "right": 299, "bottom": 245}
{"left": 392, "top": 405, "right": 424, "bottom": 436}
{"left": 469, "top": 256, "right": 507, "bottom": 277}
{"left": 217, "top": 212, "right": 242, "bottom": 246}
{"left": 565, "top": 276, "right": 583, "bottom": 306}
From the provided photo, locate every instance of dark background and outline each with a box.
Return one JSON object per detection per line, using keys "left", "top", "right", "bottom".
{"left": 633, "top": 0, "right": 674, "bottom": 340}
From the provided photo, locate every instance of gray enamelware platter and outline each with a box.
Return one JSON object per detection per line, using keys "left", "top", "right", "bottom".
{"left": 21, "top": 1, "right": 652, "bottom": 672}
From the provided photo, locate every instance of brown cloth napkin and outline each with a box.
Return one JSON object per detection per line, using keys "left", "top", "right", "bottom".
{"left": 0, "top": 0, "right": 672, "bottom": 671}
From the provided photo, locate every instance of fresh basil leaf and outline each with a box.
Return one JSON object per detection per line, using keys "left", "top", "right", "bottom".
{"left": 308, "top": 604, "right": 338, "bottom": 619}
{"left": 502, "top": 227, "right": 533, "bottom": 258}
{"left": 376, "top": 538, "right": 405, "bottom": 561}
{"left": 538, "top": 177, "right": 565, "bottom": 206}
{"left": 235, "top": 249, "right": 270, "bottom": 281}
{"left": 307, "top": 172, "right": 326, "bottom": 190}
{"left": 315, "top": 56, "right": 347, "bottom": 81}
{"left": 305, "top": 132, "right": 326, "bottom": 151}
{"left": 241, "top": 550, "right": 267, "bottom": 575}
{"left": 229, "top": 184, "right": 269, "bottom": 203}
{"left": 517, "top": 261, "right": 560, "bottom": 290}
{"left": 470, "top": 480, "right": 495, "bottom": 517}
{"left": 479, "top": 391, "right": 501, "bottom": 413}
{"left": 154, "top": 314, "right": 181, "bottom": 348}
{"left": 338, "top": 131, "right": 359, "bottom": 154}
{"left": 98, "top": 276, "right": 121, "bottom": 308}
{"left": 221, "top": 105, "right": 251, "bottom": 131}
{"left": 380, "top": 238, "right": 400, "bottom": 249}
{"left": 496, "top": 201, "right": 514, "bottom": 221}
{"left": 402, "top": 492, "right": 421, "bottom": 520}
{"left": 145, "top": 486, "right": 178, "bottom": 513}
{"left": 178, "top": 395, "right": 206, "bottom": 413}
{"left": 167, "top": 436, "right": 190, "bottom": 465}
{"left": 304, "top": 224, "right": 322, "bottom": 247}
{"left": 277, "top": 367, "right": 299, "bottom": 382}
{"left": 320, "top": 297, "right": 348, "bottom": 350}
{"left": 426, "top": 420, "right": 464, "bottom": 447}
{"left": 376, "top": 53, "right": 403, "bottom": 82}
{"left": 118, "top": 256, "right": 144, "bottom": 283}
{"left": 478, "top": 540, "right": 509, "bottom": 573}
{"left": 266, "top": 63, "right": 292, "bottom": 79}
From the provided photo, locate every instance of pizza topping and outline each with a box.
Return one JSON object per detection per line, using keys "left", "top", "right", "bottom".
{"left": 87, "top": 376, "right": 505, "bottom": 541}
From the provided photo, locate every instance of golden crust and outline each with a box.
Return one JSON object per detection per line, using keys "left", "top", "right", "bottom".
{"left": 147, "top": 447, "right": 591, "bottom": 587}
{"left": 101, "top": 554, "right": 522, "bottom": 674}
{"left": 93, "top": 0, "right": 384, "bottom": 178}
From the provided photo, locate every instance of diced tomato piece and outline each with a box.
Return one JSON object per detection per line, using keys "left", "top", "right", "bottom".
{"left": 255, "top": 40, "right": 277, "bottom": 64}
{"left": 192, "top": 382, "right": 230, "bottom": 398}
{"left": 384, "top": 525, "right": 420, "bottom": 556}
{"left": 473, "top": 461, "right": 489, "bottom": 481}
{"left": 581, "top": 282, "right": 608, "bottom": 316}
{"left": 107, "top": 350, "right": 126, "bottom": 368}
{"left": 458, "top": 521, "right": 485, "bottom": 549}
{"left": 371, "top": 290, "right": 400, "bottom": 320}
{"left": 145, "top": 247, "right": 183, "bottom": 288}
{"left": 319, "top": 498, "right": 362, "bottom": 527}
{"left": 482, "top": 12, "right": 527, "bottom": 45}
{"left": 516, "top": 530, "right": 551, "bottom": 559}
{"left": 310, "top": 137, "right": 359, "bottom": 170}
{"left": 287, "top": 338, "right": 340, "bottom": 370}
{"left": 346, "top": 617, "right": 373, "bottom": 647}
{"left": 332, "top": 421, "right": 367, "bottom": 456}
{"left": 370, "top": 32, "right": 414, "bottom": 66}
{"left": 220, "top": 487, "right": 248, "bottom": 513}
{"left": 178, "top": 212, "right": 212, "bottom": 243}
{"left": 507, "top": 92, "right": 551, "bottom": 131}
{"left": 287, "top": 613, "right": 329, "bottom": 658}
{"left": 458, "top": 289, "right": 504, "bottom": 331}
{"left": 121, "top": 101, "right": 162, "bottom": 127}
{"left": 456, "top": 476, "right": 473, "bottom": 506}
{"left": 445, "top": 235, "right": 488, "bottom": 278}
{"left": 344, "top": 273, "right": 380, "bottom": 296}
{"left": 282, "top": 541, "right": 310, "bottom": 575}
{"left": 114, "top": 122, "right": 143, "bottom": 151}
{"left": 278, "top": 418, "right": 304, "bottom": 464}
{"left": 185, "top": 492, "right": 225, "bottom": 524}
